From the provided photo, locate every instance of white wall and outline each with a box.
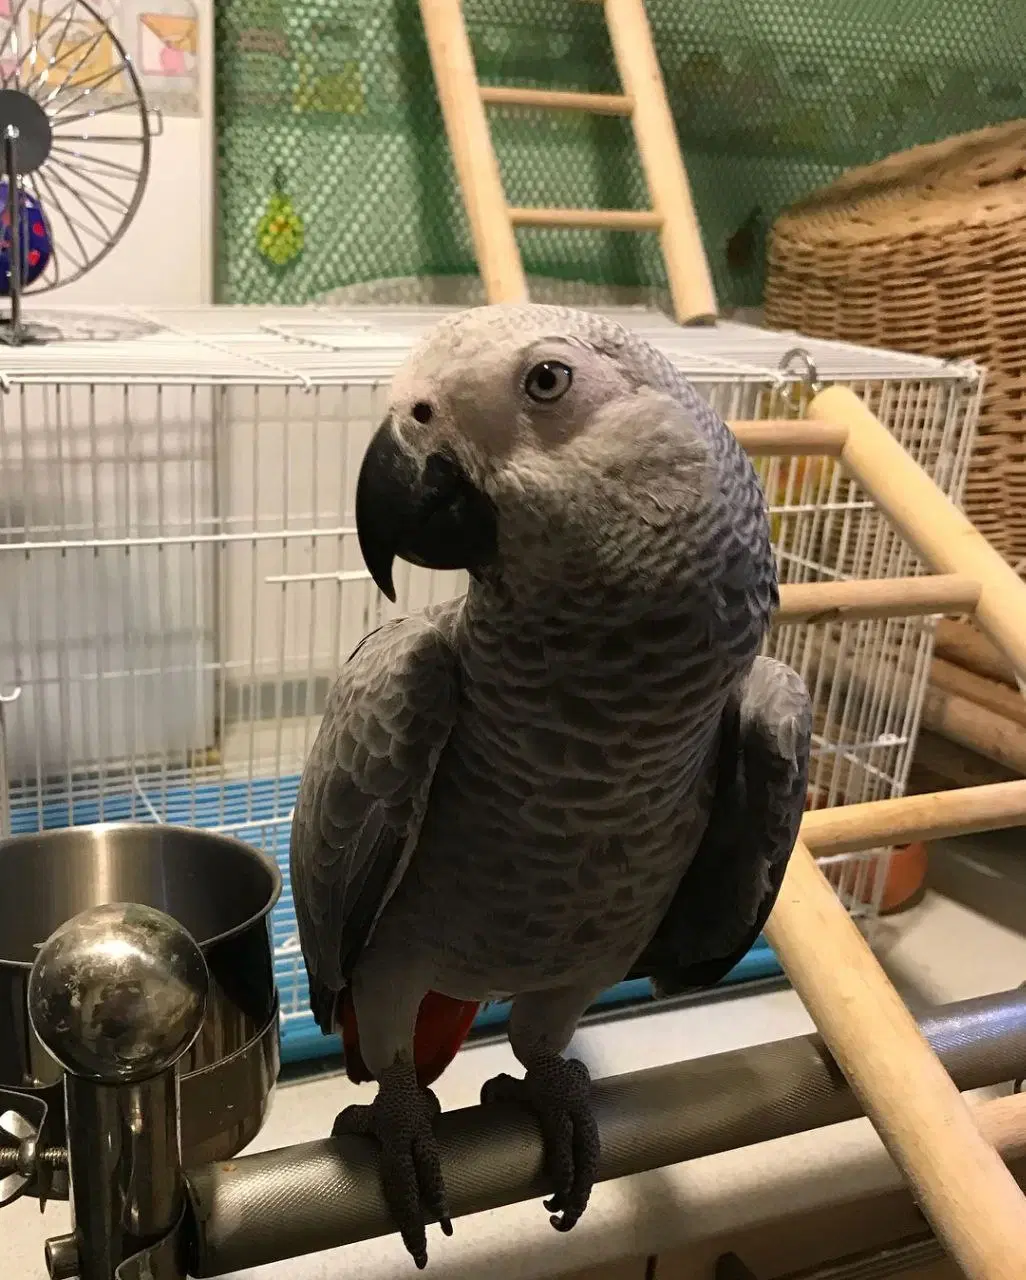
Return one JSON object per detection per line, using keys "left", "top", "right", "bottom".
{"left": 51, "top": 117, "right": 213, "bottom": 306}
{"left": 41, "top": 0, "right": 214, "bottom": 308}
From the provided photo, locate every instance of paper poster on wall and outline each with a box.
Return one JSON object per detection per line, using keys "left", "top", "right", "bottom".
{"left": 1, "top": 0, "right": 199, "bottom": 114}
{"left": 24, "top": 0, "right": 130, "bottom": 101}
{"left": 116, "top": 0, "right": 200, "bottom": 116}
{"left": 0, "top": 0, "right": 16, "bottom": 83}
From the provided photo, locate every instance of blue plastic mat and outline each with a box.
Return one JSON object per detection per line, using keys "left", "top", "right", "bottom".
{"left": 12, "top": 775, "right": 783, "bottom": 1065}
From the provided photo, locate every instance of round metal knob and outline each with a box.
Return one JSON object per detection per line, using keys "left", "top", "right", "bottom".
{"left": 28, "top": 902, "right": 209, "bottom": 1085}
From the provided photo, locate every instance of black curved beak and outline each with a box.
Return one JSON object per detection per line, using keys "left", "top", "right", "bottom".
{"left": 355, "top": 419, "right": 498, "bottom": 602}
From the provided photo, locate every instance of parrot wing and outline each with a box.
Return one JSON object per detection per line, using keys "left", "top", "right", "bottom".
{"left": 629, "top": 654, "right": 812, "bottom": 996}
{"left": 289, "top": 598, "right": 463, "bottom": 1035}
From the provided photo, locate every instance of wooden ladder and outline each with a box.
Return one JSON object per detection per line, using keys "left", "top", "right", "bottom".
{"left": 418, "top": 0, "right": 718, "bottom": 325}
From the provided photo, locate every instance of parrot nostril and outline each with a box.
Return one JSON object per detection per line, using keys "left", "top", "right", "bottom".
{"left": 412, "top": 401, "right": 433, "bottom": 425}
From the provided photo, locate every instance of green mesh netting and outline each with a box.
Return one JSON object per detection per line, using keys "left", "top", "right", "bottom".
{"left": 215, "top": 0, "right": 1026, "bottom": 310}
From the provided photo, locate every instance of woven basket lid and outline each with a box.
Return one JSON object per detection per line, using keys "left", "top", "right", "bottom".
{"left": 770, "top": 119, "right": 1026, "bottom": 260}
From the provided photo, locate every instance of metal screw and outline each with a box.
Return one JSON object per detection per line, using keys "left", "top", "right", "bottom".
{"left": 0, "top": 1141, "right": 68, "bottom": 1176}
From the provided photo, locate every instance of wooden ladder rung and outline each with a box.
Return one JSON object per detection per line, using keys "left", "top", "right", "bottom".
{"left": 419, "top": 0, "right": 717, "bottom": 321}
{"left": 479, "top": 85, "right": 634, "bottom": 115}
{"left": 508, "top": 207, "right": 662, "bottom": 230}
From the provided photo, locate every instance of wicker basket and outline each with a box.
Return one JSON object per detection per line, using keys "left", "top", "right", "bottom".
{"left": 765, "top": 119, "right": 1026, "bottom": 565}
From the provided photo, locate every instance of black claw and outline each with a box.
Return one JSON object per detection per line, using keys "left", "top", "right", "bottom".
{"left": 332, "top": 1075, "right": 450, "bottom": 1268}
{"left": 481, "top": 1055, "right": 599, "bottom": 1232}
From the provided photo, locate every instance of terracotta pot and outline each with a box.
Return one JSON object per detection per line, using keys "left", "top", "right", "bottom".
{"left": 864, "top": 840, "right": 930, "bottom": 914}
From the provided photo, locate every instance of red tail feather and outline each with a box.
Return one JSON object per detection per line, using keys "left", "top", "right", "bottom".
{"left": 339, "top": 988, "right": 480, "bottom": 1088}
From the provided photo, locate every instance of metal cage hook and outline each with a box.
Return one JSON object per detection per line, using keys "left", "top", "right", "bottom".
{"left": 778, "top": 346, "right": 822, "bottom": 393}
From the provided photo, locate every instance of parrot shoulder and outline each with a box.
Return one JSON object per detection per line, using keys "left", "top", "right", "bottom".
{"left": 289, "top": 596, "right": 464, "bottom": 1033}
{"left": 630, "top": 655, "right": 812, "bottom": 996}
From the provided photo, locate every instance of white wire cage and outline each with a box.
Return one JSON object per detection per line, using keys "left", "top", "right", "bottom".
{"left": 0, "top": 303, "right": 981, "bottom": 1061}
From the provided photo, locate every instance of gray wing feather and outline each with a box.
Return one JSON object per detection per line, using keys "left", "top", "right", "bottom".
{"left": 289, "top": 600, "right": 462, "bottom": 1033}
{"left": 630, "top": 655, "right": 812, "bottom": 995}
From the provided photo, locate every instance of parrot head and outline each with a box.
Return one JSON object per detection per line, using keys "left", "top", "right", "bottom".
{"left": 355, "top": 303, "right": 718, "bottom": 601}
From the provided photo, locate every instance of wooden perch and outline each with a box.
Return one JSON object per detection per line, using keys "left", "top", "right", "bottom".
{"left": 728, "top": 419, "right": 848, "bottom": 456}
{"left": 935, "top": 618, "right": 1017, "bottom": 689}
{"left": 793, "top": 384, "right": 1026, "bottom": 1275}
{"left": 811, "top": 386, "right": 1026, "bottom": 685}
{"left": 801, "top": 779, "right": 1026, "bottom": 856}
{"left": 973, "top": 1091, "right": 1026, "bottom": 1165}
{"left": 777, "top": 574, "right": 979, "bottom": 626}
{"left": 929, "top": 656, "right": 1026, "bottom": 729}
{"left": 912, "top": 730, "right": 1016, "bottom": 790}
{"left": 766, "top": 839, "right": 1026, "bottom": 1278}
{"left": 922, "top": 685, "right": 1026, "bottom": 776}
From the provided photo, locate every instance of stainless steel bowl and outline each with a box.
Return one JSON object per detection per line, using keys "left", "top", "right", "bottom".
{"left": 0, "top": 822, "right": 282, "bottom": 1180}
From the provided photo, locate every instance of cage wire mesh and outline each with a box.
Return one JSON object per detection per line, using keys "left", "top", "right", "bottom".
{"left": 215, "top": 0, "right": 1026, "bottom": 312}
{"left": 0, "top": 304, "right": 980, "bottom": 1061}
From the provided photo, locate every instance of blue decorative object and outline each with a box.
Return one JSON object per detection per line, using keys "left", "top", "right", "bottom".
{"left": 0, "top": 181, "right": 52, "bottom": 294}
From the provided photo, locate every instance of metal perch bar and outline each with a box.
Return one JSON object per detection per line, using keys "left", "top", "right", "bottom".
{"left": 185, "top": 989, "right": 1026, "bottom": 1277}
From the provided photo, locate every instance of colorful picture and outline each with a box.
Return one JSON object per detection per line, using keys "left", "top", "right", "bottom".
{"left": 0, "top": 0, "right": 16, "bottom": 82}
{"left": 28, "top": 2, "right": 120, "bottom": 94}
{"left": 137, "top": 11, "right": 197, "bottom": 78}
{"left": 115, "top": 0, "right": 201, "bottom": 116}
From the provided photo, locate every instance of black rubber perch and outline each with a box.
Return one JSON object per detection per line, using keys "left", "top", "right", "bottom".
{"left": 186, "top": 989, "right": 1026, "bottom": 1276}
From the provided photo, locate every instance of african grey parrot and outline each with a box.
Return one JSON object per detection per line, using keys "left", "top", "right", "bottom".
{"left": 289, "top": 303, "right": 812, "bottom": 1267}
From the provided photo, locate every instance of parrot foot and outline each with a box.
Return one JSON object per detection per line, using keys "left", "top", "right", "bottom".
{"left": 481, "top": 1055, "right": 598, "bottom": 1232}
{"left": 332, "top": 1067, "right": 452, "bottom": 1269}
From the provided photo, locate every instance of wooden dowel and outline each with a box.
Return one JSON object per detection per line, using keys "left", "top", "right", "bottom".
{"left": 912, "top": 730, "right": 1016, "bottom": 790}
{"left": 776, "top": 574, "right": 980, "bottom": 626}
{"left": 603, "top": 0, "right": 717, "bottom": 323}
{"left": 765, "top": 840, "right": 1026, "bottom": 1279}
{"left": 508, "top": 207, "right": 662, "bottom": 230}
{"left": 479, "top": 86, "right": 634, "bottom": 115}
{"left": 798, "top": 611, "right": 1026, "bottom": 785}
{"left": 922, "top": 685, "right": 1026, "bottom": 776}
{"left": 801, "top": 780, "right": 1026, "bottom": 855}
{"left": 935, "top": 618, "right": 1017, "bottom": 689}
{"left": 728, "top": 420, "right": 848, "bottom": 456}
{"left": 811, "top": 385, "right": 1026, "bottom": 686}
{"left": 418, "top": 0, "right": 527, "bottom": 304}
{"left": 972, "top": 1092, "right": 1026, "bottom": 1165}
{"left": 931, "top": 656, "right": 1026, "bottom": 728}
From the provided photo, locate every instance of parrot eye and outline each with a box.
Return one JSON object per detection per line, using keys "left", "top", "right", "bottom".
{"left": 524, "top": 360, "right": 573, "bottom": 403}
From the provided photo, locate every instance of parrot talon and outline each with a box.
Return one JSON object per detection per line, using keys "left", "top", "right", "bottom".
{"left": 332, "top": 1067, "right": 450, "bottom": 1268}
{"left": 481, "top": 1055, "right": 598, "bottom": 1232}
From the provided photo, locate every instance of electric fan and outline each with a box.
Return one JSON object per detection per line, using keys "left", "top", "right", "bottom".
{"left": 0, "top": 0, "right": 152, "bottom": 343}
